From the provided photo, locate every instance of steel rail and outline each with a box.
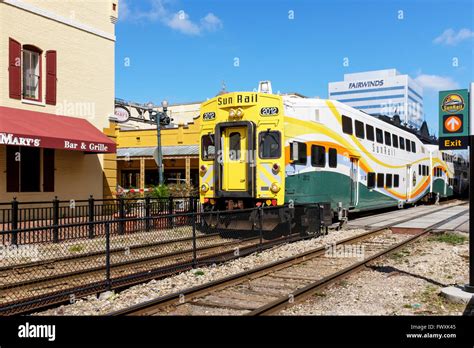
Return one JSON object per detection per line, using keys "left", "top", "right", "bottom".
{"left": 111, "top": 202, "right": 467, "bottom": 316}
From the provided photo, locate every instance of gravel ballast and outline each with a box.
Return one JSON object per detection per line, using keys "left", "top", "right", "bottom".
{"left": 35, "top": 228, "right": 367, "bottom": 315}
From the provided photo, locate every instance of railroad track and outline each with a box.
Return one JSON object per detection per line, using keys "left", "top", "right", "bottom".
{"left": 111, "top": 202, "right": 467, "bottom": 316}
{"left": 0, "top": 229, "right": 308, "bottom": 314}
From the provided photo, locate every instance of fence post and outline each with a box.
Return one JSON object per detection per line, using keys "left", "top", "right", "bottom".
{"left": 118, "top": 197, "right": 125, "bottom": 235}
{"left": 88, "top": 195, "right": 95, "bottom": 239}
{"left": 168, "top": 196, "right": 174, "bottom": 228}
{"left": 11, "top": 197, "right": 18, "bottom": 245}
{"left": 105, "top": 222, "right": 111, "bottom": 291}
{"left": 145, "top": 196, "right": 151, "bottom": 232}
{"left": 192, "top": 211, "right": 197, "bottom": 268}
{"left": 53, "top": 196, "right": 59, "bottom": 243}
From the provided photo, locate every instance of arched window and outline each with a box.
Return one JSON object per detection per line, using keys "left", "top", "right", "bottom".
{"left": 22, "top": 45, "right": 42, "bottom": 101}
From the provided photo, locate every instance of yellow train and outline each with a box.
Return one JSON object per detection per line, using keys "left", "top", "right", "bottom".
{"left": 198, "top": 82, "right": 465, "bottom": 230}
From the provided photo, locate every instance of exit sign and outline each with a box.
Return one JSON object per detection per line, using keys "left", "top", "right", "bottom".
{"left": 439, "top": 89, "right": 469, "bottom": 149}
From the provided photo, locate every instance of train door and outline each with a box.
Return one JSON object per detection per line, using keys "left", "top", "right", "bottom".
{"left": 405, "top": 165, "right": 412, "bottom": 201}
{"left": 350, "top": 157, "right": 359, "bottom": 207}
{"left": 221, "top": 127, "right": 248, "bottom": 191}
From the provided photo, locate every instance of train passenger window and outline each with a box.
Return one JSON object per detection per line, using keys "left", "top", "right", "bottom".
{"left": 392, "top": 134, "right": 399, "bottom": 148}
{"left": 384, "top": 131, "right": 391, "bottom": 146}
{"left": 418, "top": 165, "right": 422, "bottom": 176}
{"left": 411, "top": 141, "right": 416, "bottom": 153}
{"left": 342, "top": 115, "right": 353, "bottom": 135}
{"left": 386, "top": 174, "right": 393, "bottom": 188}
{"left": 355, "top": 120, "right": 365, "bottom": 139}
{"left": 377, "top": 173, "right": 384, "bottom": 188}
{"left": 259, "top": 131, "right": 281, "bottom": 159}
{"left": 229, "top": 132, "right": 241, "bottom": 160}
{"left": 399, "top": 137, "right": 405, "bottom": 150}
{"left": 394, "top": 174, "right": 399, "bottom": 187}
{"left": 405, "top": 139, "right": 411, "bottom": 152}
{"left": 290, "top": 142, "right": 307, "bottom": 165}
{"left": 376, "top": 128, "right": 383, "bottom": 144}
{"left": 367, "top": 172, "right": 376, "bottom": 189}
{"left": 366, "top": 125, "right": 375, "bottom": 141}
{"left": 201, "top": 134, "right": 215, "bottom": 160}
{"left": 311, "top": 145, "right": 325, "bottom": 167}
{"left": 329, "top": 148, "right": 337, "bottom": 168}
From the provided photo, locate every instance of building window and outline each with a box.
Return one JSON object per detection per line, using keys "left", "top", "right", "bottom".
{"left": 376, "top": 128, "right": 383, "bottom": 144}
{"left": 366, "top": 124, "right": 374, "bottom": 141}
{"left": 121, "top": 170, "right": 140, "bottom": 189}
{"left": 6, "top": 146, "right": 54, "bottom": 192}
{"left": 405, "top": 139, "right": 411, "bottom": 152}
{"left": 377, "top": 173, "right": 384, "bottom": 188}
{"left": 399, "top": 136, "right": 405, "bottom": 150}
{"left": 367, "top": 172, "right": 376, "bottom": 189}
{"left": 22, "top": 47, "right": 42, "bottom": 101}
{"left": 355, "top": 120, "right": 365, "bottom": 139}
{"left": 384, "top": 131, "right": 392, "bottom": 146}
{"left": 342, "top": 115, "right": 353, "bottom": 135}
{"left": 201, "top": 134, "right": 215, "bottom": 160}
{"left": 394, "top": 174, "right": 400, "bottom": 187}
{"left": 411, "top": 141, "right": 416, "bottom": 153}
{"left": 392, "top": 134, "right": 399, "bottom": 148}
{"left": 311, "top": 145, "right": 325, "bottom": 167}
{"left": 386, "top": 174, "right": 393, "bottom": 188}
{"left": 328, "top": 148, "right": 337, "bottom": 168}
{"left": 259, "top": 131, "right": 281, "bottom": 159}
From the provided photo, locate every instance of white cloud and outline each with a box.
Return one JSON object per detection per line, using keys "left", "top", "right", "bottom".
{"left": 200, "top": 13, "right": 223, "bottom": 32}
{"left": 414, "top": 74, "right": 460, "bottom": 91}
{"left": 433, "top": 28, "right": 474, "bottom": 46}
{"left": 167, "top": 11, "right": 201, "bottom": 35}
{"left": 119, "top": 0, "right": 223, "bottom": 35}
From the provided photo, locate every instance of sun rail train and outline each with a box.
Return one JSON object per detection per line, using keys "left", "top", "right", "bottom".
{"left": 198, "top": 82, "right": 468, "bottom": 231}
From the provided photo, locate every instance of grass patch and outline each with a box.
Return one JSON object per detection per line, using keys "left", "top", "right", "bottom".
{"left": 389, "top": 249, "right": 411, "bottom": 260}
{"left": 429, "top": 233, "right": 467, "bottom": 245}
{"left": 194, "top": 270, "right": 205, "bottom": 276}
{"left": 68, "top": 244, "right": 84, "bottom": 253}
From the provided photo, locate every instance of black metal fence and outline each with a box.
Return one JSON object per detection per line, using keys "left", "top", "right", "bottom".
{"left": 0, "top": 203, "right": 324, "bottom": 315}
{"left": 0, "top": 196, "right": 198, "bottom": 245}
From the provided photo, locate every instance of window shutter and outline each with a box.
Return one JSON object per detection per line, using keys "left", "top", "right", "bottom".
{"left": 8, "top": 38, "right": 22, "bottom": 100}
{"left": 46, "top": 50, "right": 57, "bottom": 105}
{"left": 6, "top": 146, "right": 20, "bottom": 192}
{"left": 43, "top": 149, "right": 55, "bottom": 192}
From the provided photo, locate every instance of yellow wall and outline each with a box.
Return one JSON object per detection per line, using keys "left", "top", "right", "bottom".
{"left": 116, "top": 117, "right": 202, "bottom": 148}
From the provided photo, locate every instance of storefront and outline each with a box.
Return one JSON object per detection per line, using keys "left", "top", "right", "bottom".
{"left": 0, "top": 106, "right": 116, "bottom": 202}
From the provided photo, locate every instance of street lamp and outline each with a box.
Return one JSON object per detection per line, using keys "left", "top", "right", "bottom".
{"left": 147, "top": 100, "right": 170, "bottom": 186}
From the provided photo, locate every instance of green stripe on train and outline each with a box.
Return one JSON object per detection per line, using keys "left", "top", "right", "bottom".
{"left": 284, "top": 171, "right": 397, "bottom": 212}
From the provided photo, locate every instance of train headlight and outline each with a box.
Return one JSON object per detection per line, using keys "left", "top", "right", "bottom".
{"left": 270, "top": 182, "right": 280, "bottom": 193}
{"left": 229, "top": 109, "right": 236, "bottom": 118}
{"left": 236, "top": 108, "right": 244, "bottom": 118}
{"left": 200, "top": 183, "right": 209, "bottom": 193}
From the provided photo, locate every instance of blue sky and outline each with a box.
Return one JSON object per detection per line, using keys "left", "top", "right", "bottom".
{"left": 116, "top": 0, "right": 473, "bottom": 134}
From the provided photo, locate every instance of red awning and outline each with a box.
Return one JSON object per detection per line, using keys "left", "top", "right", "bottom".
{"left": 0, "top": 106, "right": 116, "bottom": 153}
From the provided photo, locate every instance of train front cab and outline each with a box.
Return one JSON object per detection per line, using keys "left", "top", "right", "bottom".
{"left": 199, "top": 91, "right": 286, "bottom": 231}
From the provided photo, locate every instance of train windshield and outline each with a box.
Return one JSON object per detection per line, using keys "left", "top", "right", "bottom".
{"left": 201, "top": 134, "right": 215, "bottom": 160}
{"left": 259, "top": 131, "right": 281, "bottom": 159}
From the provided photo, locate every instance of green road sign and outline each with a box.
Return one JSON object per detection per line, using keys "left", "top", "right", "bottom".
{"left": 439, "top": 89, "right": 469, "bottom": 149}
